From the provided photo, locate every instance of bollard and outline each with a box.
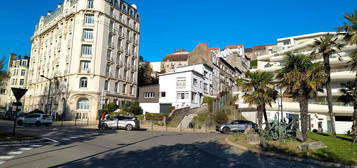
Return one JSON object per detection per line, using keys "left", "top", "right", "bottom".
{"left": 205, "top": 120, "right": 208, "bottom": 133}
{"left": 87, "top": 117, "right": 89, "bottom": 126}
{"left": 151, "top": 120, "right": 154, "bottom": 131}
{"left": 74, "top": 118, "right": 77, "bottom": 126}
{"left": 180, "top": 122, "right": 182, "bottom": 132}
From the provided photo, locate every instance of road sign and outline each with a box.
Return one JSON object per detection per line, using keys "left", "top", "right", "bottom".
{"left": 11, "top": 88, "right": 28, "bottom": 102}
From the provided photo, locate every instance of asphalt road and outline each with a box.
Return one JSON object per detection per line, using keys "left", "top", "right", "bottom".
{"left": 0, "top": 120, "right": 332, "bottom": 168}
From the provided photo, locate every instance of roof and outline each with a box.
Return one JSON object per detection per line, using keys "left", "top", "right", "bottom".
{"left": 277, "top": 32, "right": 336, "bottom": 41}
{"left": 162, "top": 53, "right": 189, "bottom": 62}
{"left": 208, "top": 47, "right": 220, "bottom": 51}
{"left": 252, "top": 45, "right": 274, "bottom": 50}
{"left": 225, "top": 44, "right": 243, "bottom": 49}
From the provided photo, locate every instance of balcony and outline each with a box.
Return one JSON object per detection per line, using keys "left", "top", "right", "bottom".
{"left": 80, "top": 69, "right": 91, "bottom": 74}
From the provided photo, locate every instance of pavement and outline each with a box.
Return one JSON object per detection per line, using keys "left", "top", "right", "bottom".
{"left": 0, "top": 120, "right": 346, "bottom": 168}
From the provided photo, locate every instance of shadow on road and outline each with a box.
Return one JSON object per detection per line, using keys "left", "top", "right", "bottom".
{"left": 49, "top": 140, "right": 325, "bottom": 168}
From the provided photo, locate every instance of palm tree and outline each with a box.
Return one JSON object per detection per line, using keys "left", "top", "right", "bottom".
{"left": 237, "top": 71, "right": 278, "bottom": 130}
{"left": 309, "top": 34, "right": 343, "bottom": 136}
{"left": 0, "top": 58, "right": 8, "bottom": 86}
{"left": 338, "top": 9, "right": 357, "bottom": 143}
{"left": 337, "top": 9, "right": 357, "bottom": 44}
{"left": 338, "top": 51, "right": 357, "bottom": 143}
{"left": 277, "top": 53, "right": 326, "bottom": 142}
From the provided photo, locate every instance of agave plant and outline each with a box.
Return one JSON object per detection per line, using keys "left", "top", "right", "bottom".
{"left": 260, "top": 119, "right": 296, "bottom": 141}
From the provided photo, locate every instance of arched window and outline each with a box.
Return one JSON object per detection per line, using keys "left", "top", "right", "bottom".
{"left": 77, "top": 98, "right": 90, "bottom": 110}
{"left": 80, "top": 77, "right": 88, "bottom": 88}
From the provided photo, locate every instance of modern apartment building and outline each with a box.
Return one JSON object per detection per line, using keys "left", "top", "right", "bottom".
{"left": 242, "top": 32, "right": 355, "bottom": 134}
{"left": 159, "top": 64, "right": 213, "bottom": 110}
{"left": 24, "top": 0, "right": 140, "bottom": 121}
{"left": 0, "top": 54, "right": 30, "bottom": 111}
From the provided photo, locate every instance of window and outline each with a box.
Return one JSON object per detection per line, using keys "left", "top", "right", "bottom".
{"left": 80, "top": 61, "right": 90, "bottom": 73}
{"left": 84, "top": 14, "right": 94, "bottom": 25}
{"left": 21, "top": 70, "right": 26, "bottom": 76}
{"left": 12, "top": 79, "right": 16, "bottom": 85}
{"left": 106, "top": 64, "right": 110, "bottom": 76}
{"left": 79, "top": 77, "right": 88, "bottom": 88}
{"left": 176, "top": 77, "right": 186, "bottom": 89}
{"left": 22, "top": 61, "right": 27, "bottom": 66}
{"left": 144, "top": 92, "right": 155, "bottom": 98}
{"left": 114, "top": 82, "right": 118, "bottom": 93}
{"left": 19, "top": 79, "right": 25, "bottom": 86}
{"left": 87, "top": 0, "right": 94, "bottom": 8}
{"left": 77, "top": 98, "right": 90, "bottom": 110}
{"left": 82, "top": 45, "right": 92, "bottom": 57}
{"left": 177, "top": 92, "right": 189, "bottom": 99}
{"left": 161, "top": 92, "right": 166, "bottom": 98}
{"left": 193, "top": 78, "right": 198, "bottom": 86}
{"left": 123, "top": 83, "right": 126, "bottom": 94}
{"left": 83, "top": 29, "right": 93, "bottom": 41}
{"left": 104, "top": 80, "right": 109, "bottom": 91}
{"left": 283, "top": 40, "right": 291, "bottom": 45}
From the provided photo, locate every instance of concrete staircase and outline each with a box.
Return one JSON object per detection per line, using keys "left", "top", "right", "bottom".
{"left": 178, "top": 114, "right": 198, "bottom": 128}
{"left": 175, "top": 105, "right": 209, "bottom": 128}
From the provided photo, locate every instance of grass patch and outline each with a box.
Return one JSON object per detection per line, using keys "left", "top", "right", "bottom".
{"left": 0, "top": 130, "right": 39, "bottom": 142}
{"left": 228, "top": 132, "right": 357, "bottom": 165}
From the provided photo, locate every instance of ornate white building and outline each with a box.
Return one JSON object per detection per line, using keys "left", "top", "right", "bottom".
{"left": 24, "top": 0, "right": 140, "bottom": 121}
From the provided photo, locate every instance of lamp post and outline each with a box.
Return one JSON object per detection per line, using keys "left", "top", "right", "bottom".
{"left": 40, "top": 75, "right": 54, "bottom": 116}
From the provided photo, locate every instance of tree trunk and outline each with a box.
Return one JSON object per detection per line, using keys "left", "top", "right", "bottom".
{"left": 262, "top": 105, "right": 270, "bottom": 130}
{"left": 323, "top": 54, "right": 336, "bottom": 136}
{"left": 257, "top": 105, "right": 263, "bottom": 130}
{"left": 353, "top": 73, "right": 357, "bottom": 144}
{"left": 299, "top": 95, "right": 309, "bottom": 142}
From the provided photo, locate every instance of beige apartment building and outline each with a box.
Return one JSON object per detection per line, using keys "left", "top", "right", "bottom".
{"left": 24, "top": 0, "right": 140, "bottom": 121}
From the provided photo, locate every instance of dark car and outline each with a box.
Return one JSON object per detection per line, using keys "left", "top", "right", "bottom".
{"left": 216, "top": 120, "right": 258, "bottom": 134}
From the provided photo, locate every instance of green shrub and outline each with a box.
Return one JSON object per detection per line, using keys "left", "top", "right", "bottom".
{"left": 136, "top": 115, "right": 145, "bottom": 120}
{"left": 250, "top": 59, "right": 258, "bottom": 67}
{"left": 145, "top": 113, "right": 167, "bottom": 121}
{"left": 213, "top": 110, "right": 228, "bottom": 124}
{"left": 122, "top": 101, "right": 143, "bottom": 115}
{"left": 203, "top": 96, "right": 216, "bottom": 112}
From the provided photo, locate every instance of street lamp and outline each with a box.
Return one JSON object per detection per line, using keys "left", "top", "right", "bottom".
{"left": 40, "top": 75, "right": 55, "bottom": 116}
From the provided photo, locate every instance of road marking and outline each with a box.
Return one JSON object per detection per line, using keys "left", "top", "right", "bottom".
{"left": 69, "top": 136, "right": 77, "bottom": 139}
{"left": 44, "top": 138, "right": 58, "bottom": 143}
{"left": 19, "top": 148, "right": 32, "bottom": 151}
{"left": 43, "top": 131, "right": 56, "bottom": 137}
{"left": 0, "top": 156, "right": 15, "bottom": 160}
{"left": 30, "top": 145, "right": 42, "bottom": 148}
{"left": 0, "top": 161, "right": 4, "bottom": 165}
{"left": 8, "top": 151, "right": 23, "bottom": 155}
{"left": 61, "top": 138, "right": 70, "bottom": 141}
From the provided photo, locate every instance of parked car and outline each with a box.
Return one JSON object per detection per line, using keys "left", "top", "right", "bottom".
{"left": 216, "top": 120, "right": 258, "bottom": 134}
{"left": 100, "top": 116, "right": 140, "bottom": 131}
{"left": 0, "top": 111, "right": 5, "bottom": 119}
{"left": 17, "top": 113, "right": 53, "bottom": 126}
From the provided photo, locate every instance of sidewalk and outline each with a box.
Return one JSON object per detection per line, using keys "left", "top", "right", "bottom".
{"left": 51, "top": 120, "right": 217, "bottom": 133}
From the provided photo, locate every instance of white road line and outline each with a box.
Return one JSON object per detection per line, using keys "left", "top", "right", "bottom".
{"left": 19, "top": 148, "right": 32, "bottom": 151}
{"left": 61, "top": 138, "right": 70, "bottom": 141}
{"left": 30, "top": 145, "right": 42, "bottom": 148}
{"left": 44, "top": 138, "right": 58, "bottom": 143}
{"left": 0, "top": 156, "right": 15, "bottom": 160}
{"left": 8, "top": 151, "right": 23, "bottom": 155}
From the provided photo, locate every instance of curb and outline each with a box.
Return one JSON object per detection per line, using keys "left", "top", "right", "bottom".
{"left": 0, "top": 138, "right": 55, "bottom": 146}
{"left": 224, "top": 137, "right": 357, "bottom": 168}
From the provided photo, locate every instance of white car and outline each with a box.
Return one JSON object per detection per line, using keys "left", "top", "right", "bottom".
{"left": 101, "top": 116, "right": 140, "bottom": 131}
{"left": 17, "top": 113, "right": 53, "bottom": 126}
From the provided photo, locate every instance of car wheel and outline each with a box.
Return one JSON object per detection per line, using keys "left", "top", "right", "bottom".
{"left": 35, "top": 121, "right": 41, "bottom": 126}
{"left": 125, "top": 124, "right": 133, "bottom": 131}
{"left": 17, "top": 120, "right": 23, "bottom": 126}
{"left": 102, "top": 123, "right": 109, "bottom": 129}
{"left": 222, "top": 127, "right": 230, "bottom": 134}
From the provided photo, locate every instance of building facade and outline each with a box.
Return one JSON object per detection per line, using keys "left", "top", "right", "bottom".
{"left": 159, "top": 64, "right": 213, "bottom": 110}
{"left": 0, "top": 54, "right": 30, "bottom": 111}
{"left": 161, "top": 49, "right": 190, "bottom": 73}
{"left": 138, "top": 84, "right": 160, "bottom": 114}
{"left": 24, "top": 0, "right": 140, "bottom": 121}
{"left": 241, "top": 32, "right": 355, "bottom": 134}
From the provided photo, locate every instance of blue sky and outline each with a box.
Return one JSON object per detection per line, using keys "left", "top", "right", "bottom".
{"left": 0, "top": 0, "right": 356, "bottom": 66}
